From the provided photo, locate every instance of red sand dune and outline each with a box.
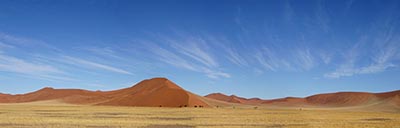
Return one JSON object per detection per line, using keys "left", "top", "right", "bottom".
{"left": 0, "top": 78, "right": 209, "bottom": 107}
{"left": 0, "top": 93, "right": 11, "bottom": 102}
{"left": 205, "top": 93, "right": 264, "bottom": 104}
{"left": 262, "top": 97, "right": 306, "bottom": 106}
{"left": 0, "top": 77, "right": 399, "bottom": 109}
{"left": 96, "top": 78, "right": 209, "bottom": 107}
{"left": 207, "top": 90, "right": 400, "bottom": 108}
{"left": 304, "top": 92, "right": 378, "bottom": 106}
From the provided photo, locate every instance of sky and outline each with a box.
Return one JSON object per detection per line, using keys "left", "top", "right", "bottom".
{"left": 0, "top": 0, "right": 399, "bottom": 99}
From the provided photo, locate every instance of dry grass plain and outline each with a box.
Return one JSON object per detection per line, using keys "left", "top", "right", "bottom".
{"left": 0, "top": 101, "right": 399, "bottom": 128}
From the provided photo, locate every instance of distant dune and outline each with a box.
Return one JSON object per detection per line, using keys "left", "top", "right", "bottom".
{"left": 206, "top": 90, "right": 400, "bottom": 111}
{"left": 205, "top": 93, "right": 264, "bottom": 104}
{"left": 0, "top": 77, "right": 399, "bottom": 111}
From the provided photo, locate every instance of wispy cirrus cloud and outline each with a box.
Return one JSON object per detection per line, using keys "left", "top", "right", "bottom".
{"left": 0, "top": 32, "right": 61, "bottom": 52}
{"left": 319, "top": 51, "right": 332, "bottom": 64}
{"left": 224, "top": 45, "right": 248, "bottom": 67}
{"left": 294, "top": 48, "right": 316, "bottom": 70}
{"left": 141, "top": 34, "right": 230, "bottom": 79}
{"left": 168, "top": 37, "right": 218, "bottom": 68}
{"left": 0, "top": 54, "right": 76, "bottom": 81}
{"left": 61, "top": 56, "right": 133, "bottom": 75}
{"left": 255, "top": 47, "right": 283, "bottom": 71}
{"left": 324, "top": 43, "right": 398, "bottom": 78}
{"left": 0, "top": 33, "right": 79, "bottom": 81}
{"left": 145, "top": 41, "right": 197, "bottom": 71}
{"left": 202, "top": 68, "right": 231, "bottom": 79}
{"left": 0, "top": 54, "right": 62, "bottom": 74}
{"left": 0, "top": 42, "right": 14, "bottom": 49}
{"left": 79, "top": 46, "right": 123, "bottom": 60}
{"left": 255, "top": 46, "right": 319, "bottom": 72}
{"left": 209, "top": 37, "right": 249, "bottom": 67}
{"left": 324, "top": 21, "right": 400, "bottom": 78}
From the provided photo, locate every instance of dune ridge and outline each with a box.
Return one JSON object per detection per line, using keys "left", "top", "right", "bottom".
{"left": 206, "top": 90, "right": 400, "bottom": 109}
{"left": 1, "top": 77, "right": 399, "bottom": 110}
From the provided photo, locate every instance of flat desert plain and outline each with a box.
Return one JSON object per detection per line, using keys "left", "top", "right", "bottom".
{"left": 0, "top": 101, "right": 399, "bottom": 128}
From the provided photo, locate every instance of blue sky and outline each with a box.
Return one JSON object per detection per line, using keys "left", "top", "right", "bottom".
{"left": 0, "top": 0, "right": 399, "bottom": 99}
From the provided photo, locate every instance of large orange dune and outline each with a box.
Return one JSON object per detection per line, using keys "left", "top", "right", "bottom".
{"left": 96, "top": 78, "right": 209, "bottom": 107}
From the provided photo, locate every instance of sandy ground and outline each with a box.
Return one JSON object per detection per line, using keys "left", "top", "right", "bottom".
{"left": 0, "top": 101, "right": 399, "bottom": 128}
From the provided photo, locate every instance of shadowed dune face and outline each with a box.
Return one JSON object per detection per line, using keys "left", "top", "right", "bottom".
{"left": 205, "top": 93, "right": 241, "bottom": 103}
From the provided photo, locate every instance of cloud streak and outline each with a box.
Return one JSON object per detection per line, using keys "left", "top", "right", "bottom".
{"left": 0, "top": 54, "right": 77, "bottom": 81}
{"left": 62, "top": 56, "right": 133, "bottom": 75}
{"left": 168, "top": 36, "right": 218, "bottom": 68}
{"left": 324, "top": 23, "right": 400, "bottom": 78}
{"left": 142, "top": 35, "right": 230, "bottom": 79}
{"left": 0, "top": 54, "right": 63, "bottom": 74}
{"left": 224, "top": 45, "right": 248, "bottom": 66}
{"left": 255, "top": 46, "right": 319, "bottom": 72}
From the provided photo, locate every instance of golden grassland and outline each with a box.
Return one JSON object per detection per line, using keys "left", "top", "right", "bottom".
{"left": 0, "top": 101, "right": 399, "bottom": 128}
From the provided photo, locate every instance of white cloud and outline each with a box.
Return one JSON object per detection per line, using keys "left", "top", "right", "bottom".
{"left": 203, "top": 68, "right": 231, "bottom": 79}
{"left": 324, "top": 32, "right": 399, "bottom": 78}
{"left": 255, "top": 49, "right": 277, "bottom": 71}
{"left": 147, "top": 43, "right": 196, "bottom": 71}
{"left": 294, "top": 49, "right": 315, "bottom": 70}
{"left": 81, "top": 47, "right": 123, "bottom": 60}
{"left": 218, "top": 42, "right": 248, "bottom": 66}
{"left": 168, "top": 37, "right": 218, "bottom": 68}
{"left": 144, "top": 40, "right": 230, "bottom": 79}
{"left": 37, "top": 74, "right": 78, "bottom": 81}
{"left": 62, "top": 56, "right": 133, "bottom": 75}
{"left": 0, "top": 42, "right": 14, "bottom": 49}
{"left": 256, "top": 46, "right": 319, "bottom": 72}
{"left": 0, "top": 54, "right": 63, "bottom": 75}
{"left": 324, "top": 63, "right": 395, "bottom": 78}
{"left": 0, "top": 32, "right": 60, "bottom": 51}
{"left": 0, "top": 54, "right": 77, "bottom": 81}
{"left": 319, "top": 52, "right": 332, "bottom": 64}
